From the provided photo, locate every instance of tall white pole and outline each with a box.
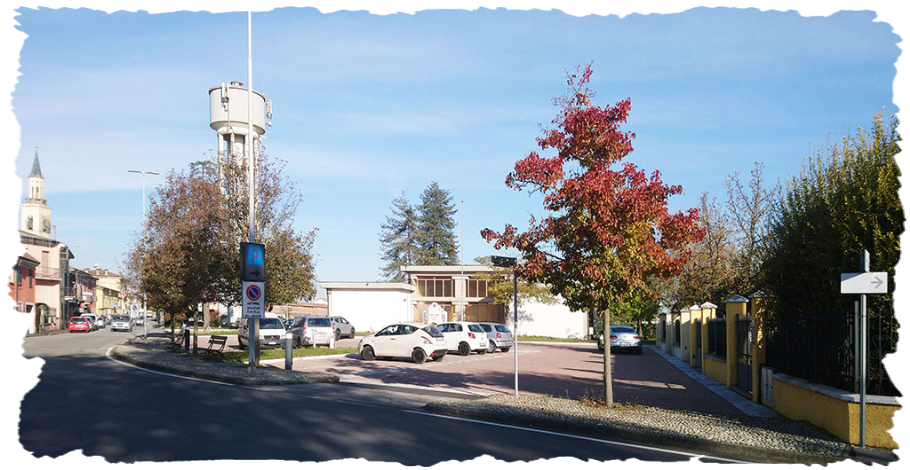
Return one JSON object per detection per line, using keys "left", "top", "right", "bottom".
{"left": 247, "top": 10, "right": 258, "bottom": 373}
{"left": 860, "top": 250, "right": 869, "bottom": 448}
{"left": 128, "top": 169, "right": 158, "bottom": 339}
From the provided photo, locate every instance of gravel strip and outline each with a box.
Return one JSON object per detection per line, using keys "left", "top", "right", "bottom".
{"left": 425, "top": 394, "right": 850, "bottom": 464}
{"left": 109, "top": 336, "right": 338, "bottom": 386}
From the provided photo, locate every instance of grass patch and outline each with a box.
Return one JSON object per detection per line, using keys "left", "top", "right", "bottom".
{"left": 641, "top": 338, "right": 655, "bottom": 346}
{"left": 222, "top": 347, "right": 357, "bottom": 363}
{"left": 517, "top": 335, "right": 596, "bottom": 343}
{"left": 579, "top": 393, "right": 643, "bottom": 410}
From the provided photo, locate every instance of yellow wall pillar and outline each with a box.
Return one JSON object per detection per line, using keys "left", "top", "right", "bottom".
{"left": 750, "top": 292, "right": 770, "bottom": 403}
{"left": 700, "top": 302, "right": 717, "bottom": 368}
{"left": 725, "top": 295, "right": 748, "bottom": 387}
{"left": 689, "top": 304, "right": 701, "bottom": 367}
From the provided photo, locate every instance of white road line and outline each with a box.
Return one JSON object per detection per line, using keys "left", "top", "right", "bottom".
{"left": 402, "top": 409, "right": 753, "bottom": 464}
{"left": 105, "top": 347, "right": 237, "bottom": 387}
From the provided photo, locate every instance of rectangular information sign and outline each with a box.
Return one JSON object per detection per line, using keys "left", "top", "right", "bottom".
{"left": 240, "top": 242, "right": 266, "bottom": 282}
{"left": 840, "top": 272, "right": 888, "bottom": 295}
{"left": 242, "top": 281, "right": 265, "bottom": 318}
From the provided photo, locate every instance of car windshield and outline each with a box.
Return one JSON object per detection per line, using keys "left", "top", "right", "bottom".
{"left": 71, "top": 318, "right": 85, "bottom": 323}
{"left": 479, "top": 324, "right": 492, "bottom": 332}
{"left": 307, "top": 318, "right": 331, "bottom": 327}
{"left": 468, "top": 324, "right": 484, "bottom": 333}
{"left": 611, "top": 326, "right": 636, "bottom": 333}
{"left": 113, "top": 316, "right": 129, "bottom": 321}
{"left": 259, "top": 318, "right": 285, "bottom": 329}
{"left": 494, "top": 325, "right": 510, "bottom": 332}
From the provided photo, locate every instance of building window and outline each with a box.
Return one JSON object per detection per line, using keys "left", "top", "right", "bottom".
{"left": 16, "top": 267, "right": 22, "bottom": 286}
{"left": 467, "top": 278, "right": 489, "bottom": 298}
{"left": 28, "top": 268, "right": 33, "bottom": 287}
{"left": 417, "top": 277, "right": 453, "bottom": 298}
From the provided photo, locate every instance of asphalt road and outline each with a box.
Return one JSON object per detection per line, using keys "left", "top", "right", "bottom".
{"left": 19, "top": 324, "right": 737, "bottom": 464}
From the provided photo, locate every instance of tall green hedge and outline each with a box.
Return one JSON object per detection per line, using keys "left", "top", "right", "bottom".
{"left": 762, "top": 112, "right": 901, "bottom": 315}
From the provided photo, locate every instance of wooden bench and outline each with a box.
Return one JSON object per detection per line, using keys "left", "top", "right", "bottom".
{"left": 203, "top": 335, "right": 229, "bottom": 361}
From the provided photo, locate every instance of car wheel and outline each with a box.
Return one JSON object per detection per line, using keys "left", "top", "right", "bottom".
{"left": 500, "top": 347, "right": 510, "bottom": 353}
{"left": 487, "top": 341, "right": 496, "bottom": 353}
{"left": 361, "top": 345, "right": 376, "bottom": 361}
{"left": 335, "top": 329, "right": 341, "bottom": 341}
{"left": 237, "top": 336, "right": 246, "bottom": 350}
{"left": 349, "top": 328, "right": 355, "bottom": 339}
{"left": 458, "top": 342, "right": 471, "bottom": 356}
{"left": 412, "top": 348, "right": 427, "bottom": 364}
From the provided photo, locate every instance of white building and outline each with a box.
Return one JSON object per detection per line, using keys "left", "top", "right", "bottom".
{"left": 320, "top": 265, "right": 590, "bottom": 338}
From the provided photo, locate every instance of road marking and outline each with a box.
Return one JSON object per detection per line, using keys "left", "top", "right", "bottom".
{"left": 350, "top": 349, "right": 541, "bottom": 378}
{"left": 402, "top": 410, "right": 754, "bottom": 464}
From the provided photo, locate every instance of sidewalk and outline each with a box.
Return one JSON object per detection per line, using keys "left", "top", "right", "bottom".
{"left": 25, "top": 328, "right": 68, "bottom": 338}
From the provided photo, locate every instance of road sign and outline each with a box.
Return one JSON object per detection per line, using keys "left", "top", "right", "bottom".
{"left": 240, "top": 242, "right": 266, "bottom": 282}
{"left": 840, "top": 272, "right": 888, "bottom": 294}
{"left": 242, "top": 281, "right": 265, "bottom": 318}
{"left": 491, "top": 255, "right": 517, "bottom": 267}
{"left": 131, "top": 304, "right": 138, "bottom": 312}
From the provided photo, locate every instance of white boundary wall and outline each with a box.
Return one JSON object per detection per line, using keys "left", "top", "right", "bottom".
{"left": 514, "top": 297, "right": 588, "bottom": 339}
{"left": 323, "top": 283, "right": 413, "bottom": 334}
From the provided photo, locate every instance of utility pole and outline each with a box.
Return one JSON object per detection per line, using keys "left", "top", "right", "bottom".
{"left": 128, "top": 169, "right": 158, "bottom": 340}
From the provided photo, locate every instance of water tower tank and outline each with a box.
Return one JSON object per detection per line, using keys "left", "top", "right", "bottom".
{"left": 209, "top": 81, "right": 268, "bottom": 136}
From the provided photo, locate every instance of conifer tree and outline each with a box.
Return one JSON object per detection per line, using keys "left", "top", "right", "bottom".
{"left": 378, "top": 192, "right": 419, "bottom": 281}
{"left": 416, "top": 182, "right": 459, "bottom": 265}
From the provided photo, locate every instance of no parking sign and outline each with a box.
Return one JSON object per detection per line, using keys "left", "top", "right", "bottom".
{"left": 242, "top": 281, "right": 265, "bottom": 318}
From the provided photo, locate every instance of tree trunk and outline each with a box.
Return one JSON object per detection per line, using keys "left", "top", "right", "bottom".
{"left": 192, "top": 310, "right": 199, "bottom": 355}
{"left": 601, "top": 307, "right": 613, "bottom": 407}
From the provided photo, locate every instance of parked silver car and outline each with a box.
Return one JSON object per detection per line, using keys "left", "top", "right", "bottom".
{"left": 328, "top": 316, "right": 355, "bottom": 340}
{"left": 478, "top": 322, "right": 513, "bottom": 353}
{"left": 598, "top": 325, "right": 642, "bottom": 354}
{"left": 288, "top": 315, "right": 334, "bottom": 347}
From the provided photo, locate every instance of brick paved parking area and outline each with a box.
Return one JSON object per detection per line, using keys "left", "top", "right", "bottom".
{"left": 274, "top": 343, "right": 745, "bottom": 416}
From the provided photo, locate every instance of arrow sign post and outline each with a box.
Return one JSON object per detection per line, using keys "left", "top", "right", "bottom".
{"left": 841, "top": 250, "right": 889, "bottom": 448}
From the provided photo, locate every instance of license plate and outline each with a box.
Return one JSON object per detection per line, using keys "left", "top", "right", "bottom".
{"left": 621, "top": 342, "right": 631, "bottom": 347}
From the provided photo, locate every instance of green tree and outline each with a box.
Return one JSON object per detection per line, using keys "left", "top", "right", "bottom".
{"left": 472, "top": 256, "right": 557, "bottom": 314}
{"left": 762, "top": 112, "right": 902, "bottom": 318}
{"left": 126, "top": 169, "right": 234, "bottom": 343}
{"left": 416, "top": 181, "right": 459, "bottom": 265}
{"left": 379, "top": 192, "right": 420, "bottom": 281}
{"left": 482, "top": 65, "right": 704, "bottom": 406}
{"left": 220, "top": 154, "right": 318, "bottom": 308}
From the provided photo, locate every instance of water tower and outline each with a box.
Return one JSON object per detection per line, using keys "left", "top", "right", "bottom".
{"left": 208, "top": 81, "right": 272, "bottom": 181}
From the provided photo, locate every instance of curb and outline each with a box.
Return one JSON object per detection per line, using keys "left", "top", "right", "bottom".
{"left": 422, "top": 403, "right": 847, "bottom": 464}
{"left": 108, "top": 345, "right": 339, "bottom": 386}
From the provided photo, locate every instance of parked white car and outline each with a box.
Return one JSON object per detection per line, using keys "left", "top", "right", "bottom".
{"left": 81, "top": 314, "right": 99, "bottom": 331}
{"left": 359, "top": 322, "right": 447, "bottom": 364}
{"left": 478, "top": 322, "right": 513, "bottom": 353}
{"left": 437, "top": 322, "right": 488, "bottom": 356}
{"left": 238, "top": 314, "right": 287, "bottom": 350}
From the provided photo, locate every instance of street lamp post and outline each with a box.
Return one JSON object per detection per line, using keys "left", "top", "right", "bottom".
{"left": 128, "top": 169, "right": 158, "bottom": 340}
{"left": 492, "top": 255, "right": 519, "bottom": 397}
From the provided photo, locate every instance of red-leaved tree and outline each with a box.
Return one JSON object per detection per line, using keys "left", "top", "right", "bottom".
{"left": 481, "top": 64, "right": 705, "bottom": 405}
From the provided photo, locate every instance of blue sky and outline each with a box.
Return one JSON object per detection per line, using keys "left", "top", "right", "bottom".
{"left": 3, "top": 2, "right": 905, "bottom": 295}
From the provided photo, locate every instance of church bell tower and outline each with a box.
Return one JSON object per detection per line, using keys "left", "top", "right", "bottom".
{"left": 20, "top": 148, "right": 53, "bottom": 238}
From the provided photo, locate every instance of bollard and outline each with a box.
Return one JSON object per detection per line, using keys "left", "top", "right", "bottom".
{"left": 183, "top": 327, "right": 190, "bottom": 351}
{"left": 285, "top": 331, "right": 294, "bottom": 370}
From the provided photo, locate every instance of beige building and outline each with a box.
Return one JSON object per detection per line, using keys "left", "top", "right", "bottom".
{"left": 85, "top": 265, "right": 123, "bottom": 316}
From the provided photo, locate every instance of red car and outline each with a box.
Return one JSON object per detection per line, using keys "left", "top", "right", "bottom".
{"left": 68, "top": 316, "right": 91, "bottom": 333}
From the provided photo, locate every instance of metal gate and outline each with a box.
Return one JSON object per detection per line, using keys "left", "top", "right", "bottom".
{"left": 694, "top": 319, "right": 702, "bottom": 369}
{"left": 736, "top": 316, "right": 753, "bottom": 396}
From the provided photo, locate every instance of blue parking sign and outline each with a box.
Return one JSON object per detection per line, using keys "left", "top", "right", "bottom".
{"left": 240, "top": 242, "right": 266, "bottom": 282}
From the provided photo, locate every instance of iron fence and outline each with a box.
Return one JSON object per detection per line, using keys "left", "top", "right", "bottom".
{"left": 707, "top": 318, "right": 726, "bottom": 357}
{"left": 766, "top": 301, "right": 900, "bottom": 397}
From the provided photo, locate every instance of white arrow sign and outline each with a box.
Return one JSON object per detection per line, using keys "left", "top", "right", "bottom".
{"left": 840, "top": 272, "right": 888, "bottom": 294}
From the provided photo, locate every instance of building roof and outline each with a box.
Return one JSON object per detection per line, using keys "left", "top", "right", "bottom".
{"left": 30, "top": 149, "right": 43, "bottom": 178}
{"left": 6, "top": 242, "right": 41, "bottom": 266}
{"left": 319, "top": 282, "right": 415, "bottom": 292}
{"left": 400, "top": 265, "right": 494, "bottom": 275}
